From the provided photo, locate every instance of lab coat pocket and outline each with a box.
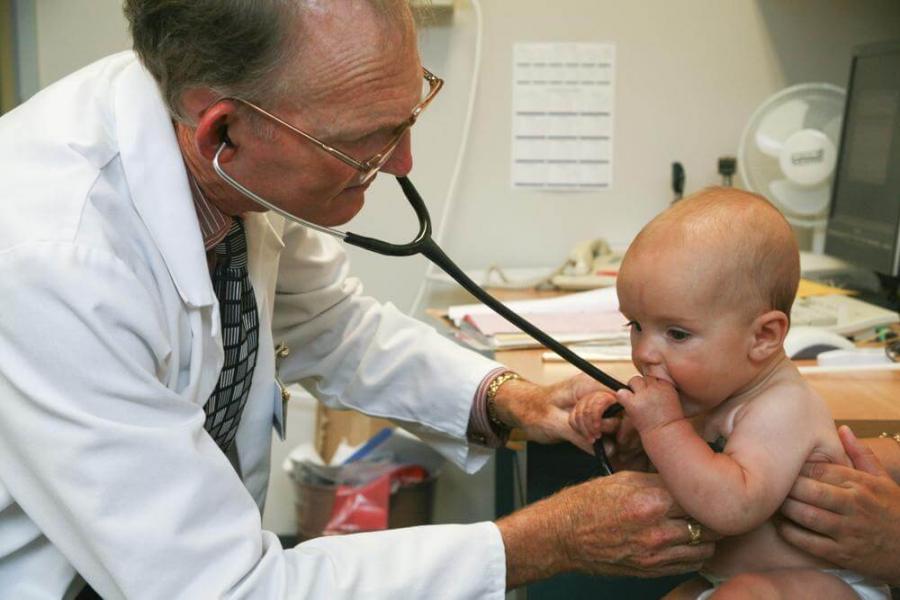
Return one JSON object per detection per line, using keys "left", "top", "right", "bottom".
{"left": 273, "top": 381, "right": 288, "bottom": 440}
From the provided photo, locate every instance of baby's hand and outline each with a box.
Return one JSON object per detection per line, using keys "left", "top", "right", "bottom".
{"left": 568, "top": 390, "right": 620, "bottom": 444}
{"left": 615, "top": 375, "right": 685, "bottom": 435}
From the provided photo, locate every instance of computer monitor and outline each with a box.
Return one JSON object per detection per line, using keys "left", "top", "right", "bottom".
{"left": 825, "top": 40, "right": 900, "bottom": 279}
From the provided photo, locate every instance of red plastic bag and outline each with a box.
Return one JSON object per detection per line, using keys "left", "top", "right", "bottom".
{"left": 324, "top": 465, "right": 428, "bottom": 535}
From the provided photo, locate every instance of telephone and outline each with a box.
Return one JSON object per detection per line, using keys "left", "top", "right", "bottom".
{"left": 550, "top": 239, "right": 622, "bottom": 290}
{"left": 466, "top": 238, "right": 621, "bottom": 290}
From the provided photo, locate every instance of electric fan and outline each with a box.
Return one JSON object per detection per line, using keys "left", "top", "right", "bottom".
{"left": 738, "top": 83, "right": 845, "bottom": 252}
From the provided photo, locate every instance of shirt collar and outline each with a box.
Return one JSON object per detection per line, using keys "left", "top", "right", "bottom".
{"left": 187, "top": 174, "right": 232, "bottom": 250}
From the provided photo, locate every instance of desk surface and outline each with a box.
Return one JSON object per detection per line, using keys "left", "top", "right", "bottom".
{"left": 496, "top": 348, "right": 900, "bottom": 438}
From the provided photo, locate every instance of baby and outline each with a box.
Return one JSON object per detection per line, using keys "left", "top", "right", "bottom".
{"left": 570, "top": 188, "right": 889, "bottom": 599}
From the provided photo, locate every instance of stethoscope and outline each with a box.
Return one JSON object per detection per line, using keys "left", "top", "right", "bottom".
{"left": 213, "top": 143, "right": 627, "bottom": 475}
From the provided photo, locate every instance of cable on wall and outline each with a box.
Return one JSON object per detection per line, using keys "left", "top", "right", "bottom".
{"left": 408, "top": 0, "right": 483, "bottom": 316}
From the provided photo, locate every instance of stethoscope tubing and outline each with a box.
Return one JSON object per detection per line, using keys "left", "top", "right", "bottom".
{"left": 213, "top": 144, "right": 625, "bottom": 474}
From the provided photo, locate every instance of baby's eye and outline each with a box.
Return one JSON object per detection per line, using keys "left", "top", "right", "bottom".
{"left": 624, "top": 320, "right": 642, "bottom": 332}
{"left": 667, "top": 328, "right": 691, "bottom": 341}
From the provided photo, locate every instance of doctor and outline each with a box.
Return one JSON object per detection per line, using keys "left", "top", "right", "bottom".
{"left": 0, "top": 0, "right": 715, "bottom": 598}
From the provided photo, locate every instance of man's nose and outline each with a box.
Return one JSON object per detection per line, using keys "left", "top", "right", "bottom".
{"left": 380, "top": 133, "right": 413, "bottom": 177}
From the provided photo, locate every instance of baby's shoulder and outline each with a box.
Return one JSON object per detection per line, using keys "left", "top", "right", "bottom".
{"left": 760, "top": 370, "right": 825, "bottom": 411}
{"left": 734, "top": 371, "right": 847, "bottom": 461}
{"left": 763, "top": 372, "right": 818, "bottom": 403}
{"left": 752, "top": 362, "right": 820, "bottom": 406}
{"left": 707, "top": 363, "right": 820, "bottom": 437}
{"left": 735, "top": 372, "right": 825, "bottom": 426}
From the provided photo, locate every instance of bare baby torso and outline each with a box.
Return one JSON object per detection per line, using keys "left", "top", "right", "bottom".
{"left": 698, "top": 361, "right": 850, "bottom": 578}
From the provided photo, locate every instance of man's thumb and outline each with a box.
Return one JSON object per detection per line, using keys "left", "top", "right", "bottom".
{"left": 838, "top": 425, "right": 888, "bottom": 476}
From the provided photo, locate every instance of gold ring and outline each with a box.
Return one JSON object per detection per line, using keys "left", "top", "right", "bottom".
{"left": 687, "top": 520, "right": 702, "bottom": 545}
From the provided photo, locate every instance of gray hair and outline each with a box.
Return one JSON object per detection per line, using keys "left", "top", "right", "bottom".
{"left": 123, "top": 0, "right": 414, "bottom": 123}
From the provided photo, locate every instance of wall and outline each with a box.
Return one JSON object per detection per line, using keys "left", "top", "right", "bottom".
{"left": 32, "top": 0, "right": 129, "bottom": 88}
{"left": 1, "top": 0, "right": 15, "bottom": 112}
{"left": 21, "top": 3, "right": 900, "bottom": 309}
{"left": 14, "top": 0, "right": 900, "bottom": 535}
{"left": 378, "top": 0, "right": 900, "bottom": 318}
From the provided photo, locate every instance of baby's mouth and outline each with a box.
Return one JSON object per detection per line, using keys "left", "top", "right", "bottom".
{"left": 640, "top": 368, "right": 676, "bottom": 387}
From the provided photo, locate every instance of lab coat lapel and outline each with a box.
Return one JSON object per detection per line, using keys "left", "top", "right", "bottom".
{"left": 244, "top": 212, "right": 285, "bottom": 305}
{"left": 113, "top": 55, "right": 223, "bottom": 410}
{"left": 114, "top": 55, "right": 215, "bottom": 309}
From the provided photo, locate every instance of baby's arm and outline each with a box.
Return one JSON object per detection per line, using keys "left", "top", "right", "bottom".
{"left": 618, "top": 376, "right": 821, "bottom": 535}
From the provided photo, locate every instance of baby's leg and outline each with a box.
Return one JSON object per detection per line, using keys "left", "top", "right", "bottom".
{"left": 710, "top": 569, "right": 858, "bottom": 600}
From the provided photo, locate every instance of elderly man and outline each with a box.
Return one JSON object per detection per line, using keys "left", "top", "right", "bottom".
{"left": 0, "top": 1, "right": 715, "bottom": 598}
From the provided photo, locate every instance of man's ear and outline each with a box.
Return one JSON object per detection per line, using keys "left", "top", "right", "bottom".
{"left": 194, "top": 101, "right": 238, "bottom": 163}
{"left": 179, "top": 88, "right": 241, "bottom": 163}
{"left": 749, "top": 310, "right": 789, "bottom": 362}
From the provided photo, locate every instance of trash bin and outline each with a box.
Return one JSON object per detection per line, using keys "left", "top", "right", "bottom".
{"left": 286, "top": 427, "right": 444, "bottom": 540}
{"left": 294, "top": 475, "right": 435, "bottom": 541}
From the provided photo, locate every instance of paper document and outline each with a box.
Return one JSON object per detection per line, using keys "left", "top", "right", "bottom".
{"left": 464, "top": 310, "right": 625, "bottom": 336}
{"left": 511, "top": 42, "right": 615, "bottom": 190}
{"left": 796, "top": 278, "right": 855, "bottom": 298}
{"left": 456, "top": 330, "right": 626, "bottom": 352}
{"left": 447, "top": 286, "right": 619, "bottom": 327}
{"left": 447, "top": 287, "right": 624, "bottom": 351}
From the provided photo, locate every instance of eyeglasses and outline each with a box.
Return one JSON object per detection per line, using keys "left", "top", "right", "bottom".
{"left": 225, "top": 68, "right": 443, "bottom": 185}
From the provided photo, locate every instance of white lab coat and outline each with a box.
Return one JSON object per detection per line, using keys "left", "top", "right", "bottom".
{"left": 0, "top": 52, "right": 506, "bottom": 599}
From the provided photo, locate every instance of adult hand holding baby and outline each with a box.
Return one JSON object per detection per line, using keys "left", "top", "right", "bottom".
{"left": 498, "top": 470, "right": 718, "bottom": 587}
{"left": 778, "top": 426, "right": 900, "bottom": 585}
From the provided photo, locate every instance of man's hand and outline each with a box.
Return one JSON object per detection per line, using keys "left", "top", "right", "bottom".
{"left": 615, "top": 375, "right": 684, "bottom": 435}
{"left": 777, "top": 426, "right": 900, "bottom": 585}
{"left": 492, "top": 373, "right": 617, "bottom": 453}
{"left": 497, "top": 471, "right": 718, "bottom": 588}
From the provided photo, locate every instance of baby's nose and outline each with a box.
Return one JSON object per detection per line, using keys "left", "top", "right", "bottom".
{"left": 632, "top": 336, "right": 662, "bottom": 367}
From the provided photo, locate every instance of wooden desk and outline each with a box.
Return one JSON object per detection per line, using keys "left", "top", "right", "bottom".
{"left": 496, "top": 348, "right": 900, "bottom": 437}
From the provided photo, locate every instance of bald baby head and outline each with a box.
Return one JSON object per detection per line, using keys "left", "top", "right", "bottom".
{"left": 624, "top": 187, "right": 800, "bottom": 319}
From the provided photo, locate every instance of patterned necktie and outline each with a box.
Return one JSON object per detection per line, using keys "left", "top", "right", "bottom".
{"left": 204, "top": 218, "right": 259, "bottom": 452}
